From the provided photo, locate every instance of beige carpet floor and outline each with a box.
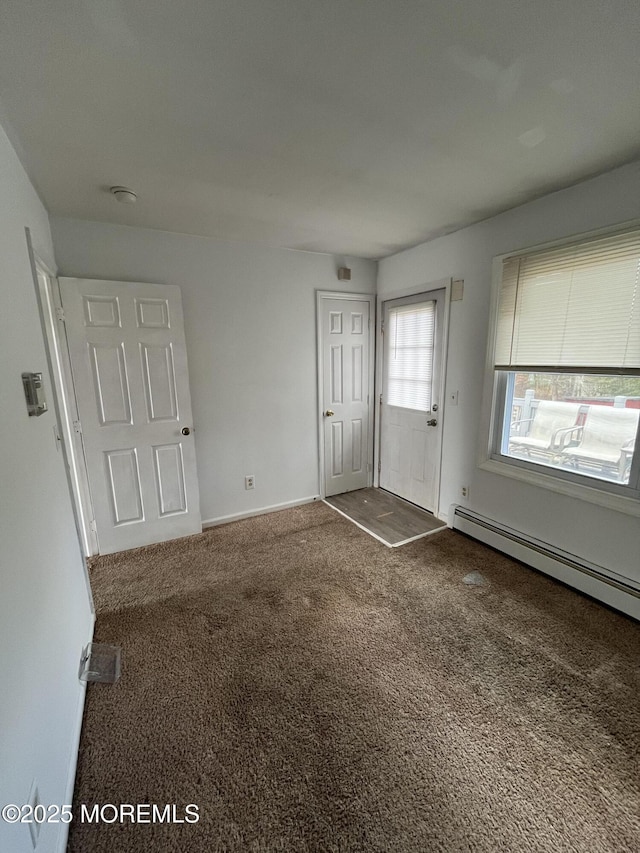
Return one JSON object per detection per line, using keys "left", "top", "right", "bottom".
{"left": 70, "top": 501, "right": 640, "bottom": 852}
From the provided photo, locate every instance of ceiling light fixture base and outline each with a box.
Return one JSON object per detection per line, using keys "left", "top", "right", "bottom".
{"left": 110, "top": 186, "right": 137, "bottom": 204}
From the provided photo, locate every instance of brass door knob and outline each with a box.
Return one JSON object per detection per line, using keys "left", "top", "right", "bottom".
{"left": 181, "top": 427, "right": 191, "bottom": 435}
{"left": 325, "top": 410, "right": 335, "bottom": 417}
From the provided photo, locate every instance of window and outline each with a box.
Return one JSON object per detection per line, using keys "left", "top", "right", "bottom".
{"left": 489, "top": 226, "right": 640, "bottom": 500}
{"left": 386, "top": 302, "right": 435, "bottom": 411}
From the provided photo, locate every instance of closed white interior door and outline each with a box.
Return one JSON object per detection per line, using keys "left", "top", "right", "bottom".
{"left": 379, "top": 290, "right": 445, "bottom": 512}
{"left": 321, "top": 296, "right": 372, "bottom": 496}
{"left": 59, "top": 278, "right": 201, "bottom": 554}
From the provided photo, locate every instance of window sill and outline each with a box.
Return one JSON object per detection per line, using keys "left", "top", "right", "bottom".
{"left": 479, "top": 457, "right": 640, "bottom": 518}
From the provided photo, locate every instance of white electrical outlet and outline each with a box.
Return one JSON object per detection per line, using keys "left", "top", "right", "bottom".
{"left": 461, "top": 485, "right": 469, "bottom": 498}
{"left": 245, "top": 475, "right": 255, "bottom": 490}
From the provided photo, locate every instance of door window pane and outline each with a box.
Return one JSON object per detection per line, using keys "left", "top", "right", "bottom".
{"left": 386, "top": 302, "right": 435, "bottom": 411}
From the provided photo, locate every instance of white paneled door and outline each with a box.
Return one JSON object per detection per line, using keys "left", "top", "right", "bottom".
{"left": 59, "top": 278, "right": 201, "bottom": 554}
{"left": 320, "top": 296, "right": 373, "bottom": 496}
{"left": 379, "top": 290, "right": 445, "bottom": 512}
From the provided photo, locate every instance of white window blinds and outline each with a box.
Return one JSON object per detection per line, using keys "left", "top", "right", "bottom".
{"left": 494, "top": 227, "right": 640, "bottom": 370}
{"left": 386, "top": 302, "right": 435, "bottom": 411}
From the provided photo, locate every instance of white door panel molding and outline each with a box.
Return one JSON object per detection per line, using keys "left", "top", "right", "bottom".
{"left": 317, "top": 292, "right": 375, "bottom": 498}
{"left": 60, "top": 278, "right": 201, "bottom": 554}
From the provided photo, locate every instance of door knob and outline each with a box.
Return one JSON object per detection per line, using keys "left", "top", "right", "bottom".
{"left": 325, "top": 410, "right": 335, "bottom": 417}
{"left": 426, "top": 418, "right": 437, "bottom": 426}
{"left": 181, "top": 427, "right": 191, "bottom": 435}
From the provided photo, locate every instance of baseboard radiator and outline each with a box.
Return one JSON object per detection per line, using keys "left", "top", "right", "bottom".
{"left": 452, "top": 506, "right": 639, "bottom": 621}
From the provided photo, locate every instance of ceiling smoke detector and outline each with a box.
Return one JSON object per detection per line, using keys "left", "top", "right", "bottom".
{"left": 110, "top": 186, "right": 137, "bottom": 204}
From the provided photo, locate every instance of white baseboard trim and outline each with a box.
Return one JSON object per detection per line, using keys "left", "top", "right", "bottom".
{"left": 57, "top": 616, "right": 95, "bottom": 853}
{"left": 202, "top": 495, "right": 321, "bottom": 528}
{"left": 452, "top": 506, "right": 639, "bottom": 621}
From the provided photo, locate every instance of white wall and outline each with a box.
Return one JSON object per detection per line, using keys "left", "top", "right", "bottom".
{"left": 0, "top": 127, "right": 94, "bottom": 852}
{"left": 50, "top": 218, "right": 377, "bottom": 523}
{"left": 378, "top": 160, "right": 640, "bottom": 586}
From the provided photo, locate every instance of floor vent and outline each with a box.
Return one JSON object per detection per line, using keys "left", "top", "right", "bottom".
{"left": 79, "top": 642, "right": 121, "bottom": 684}
{"left": 452, "top": 506, "right": 639, "bottom": 621}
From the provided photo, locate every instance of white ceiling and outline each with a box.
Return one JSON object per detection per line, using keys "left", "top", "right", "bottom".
{"left": 1, "top": 0, "right": 639, "bottom": 258}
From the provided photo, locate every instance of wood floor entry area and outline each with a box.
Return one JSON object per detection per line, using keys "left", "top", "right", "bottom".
{"left": 325, "top": 487, "right": 447, "bottom": 546}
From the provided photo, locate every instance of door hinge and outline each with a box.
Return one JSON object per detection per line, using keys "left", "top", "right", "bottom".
{"left": 73, "top": 419, "right": 82, "bottom": 435}
{"left": 380, "top": 322, "right": 384, "bottom": 334}
{"left": 89, "top": 519, "right": 97, "bottom": 534}
{"left": 379, "top": 394, "right": 383, "bottom": 404}
{"left": 378, "top": 459, "right": 382, "bottom": 473}
{"left": 55, "top": 307, "right": 65, "bottom": 322}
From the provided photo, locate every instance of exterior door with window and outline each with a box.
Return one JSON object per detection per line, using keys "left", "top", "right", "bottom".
{"left": 59, "top": 278, "right": 201, "bottom": 555}
{"left": 379, "top": 290, "right": 445, "bottom": 512}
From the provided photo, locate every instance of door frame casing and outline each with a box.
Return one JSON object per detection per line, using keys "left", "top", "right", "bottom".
{"left": 316, "top": 291, "right": 376, "bottom": 499}
{"left": 374, "top": 279, "right": 452, "bottom": 519}
{"left": 30, "top": 250, "right": 99, "bottom": 557}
